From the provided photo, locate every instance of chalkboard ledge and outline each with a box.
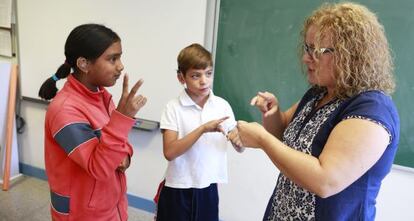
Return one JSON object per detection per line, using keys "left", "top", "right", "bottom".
{"left": 392, "top": 164, "right": 414, "bottom": 173}
{"left": 21, "top": 96, "right": 160, "bottom": 131}
{"left": 134, "top": 118, "right": 160, "bottom": 131}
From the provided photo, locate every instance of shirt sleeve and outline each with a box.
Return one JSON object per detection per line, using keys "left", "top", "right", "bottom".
{"left": 49, "top": 106, "right": 135, "bottom": 181}
{"left": 160, "top": 101, "right": 178, "bottom": 131}
{"left": 339, "top": 91, "right": 399, "bottom": 143}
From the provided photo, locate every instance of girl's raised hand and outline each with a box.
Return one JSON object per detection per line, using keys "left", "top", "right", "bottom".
{"left": 116, "top": 74, "right": 147, "bottom": 118}
{"left": 250, "top": 91, "right": 279, "bottom": 117}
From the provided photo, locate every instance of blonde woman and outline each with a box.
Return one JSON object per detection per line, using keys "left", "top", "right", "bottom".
{"left": 229, "top": 2, "right": 399, "bottom": 220}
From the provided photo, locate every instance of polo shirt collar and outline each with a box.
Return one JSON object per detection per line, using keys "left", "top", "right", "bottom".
{"left": 179, "top": 89, "right": 216, "bottom": 107}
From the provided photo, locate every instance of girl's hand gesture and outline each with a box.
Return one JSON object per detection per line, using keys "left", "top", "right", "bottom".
{"left": 250, "top": 91, "right": 279, "bottom": 117}
{"left": 116, "top": 74, "right": 147, "bottom": 118}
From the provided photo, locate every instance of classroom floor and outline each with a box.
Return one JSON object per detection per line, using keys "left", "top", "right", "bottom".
{"left": 0, "top": 176, "right": 154, "bottom": 221}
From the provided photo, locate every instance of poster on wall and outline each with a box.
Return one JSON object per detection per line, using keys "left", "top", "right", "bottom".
{"left": 0, "top": 0, "right": 12, "bottom": 28}
{"left": 0, "top": 29, "right": 12, "bottom": 57}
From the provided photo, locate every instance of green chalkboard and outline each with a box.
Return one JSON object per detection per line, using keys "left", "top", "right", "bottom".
{"left": 213, "top": 0, "right": 414, "bottom": 168}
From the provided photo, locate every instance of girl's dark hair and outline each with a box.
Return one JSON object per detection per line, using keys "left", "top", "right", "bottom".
{"left": 38, "top": 23, "right": 120, "bottom": 100}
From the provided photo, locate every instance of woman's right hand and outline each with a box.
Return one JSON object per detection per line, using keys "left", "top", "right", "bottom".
{"left": 250, "top": 91, "right": 279, "bottom": 117}
{"left": 116, "top": 74, "right": 147, "bottom": 118}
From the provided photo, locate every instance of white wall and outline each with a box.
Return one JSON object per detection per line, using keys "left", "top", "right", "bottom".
{"left": 16, "top": 0, "right": 207, "bottom": 122}
{"left": 376, "top": 167, "right": 414, "bottom": 221}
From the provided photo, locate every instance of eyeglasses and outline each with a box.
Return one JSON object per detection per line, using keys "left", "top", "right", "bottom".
{"left": 303, "top": 43, "right": 334, "bottom": 58}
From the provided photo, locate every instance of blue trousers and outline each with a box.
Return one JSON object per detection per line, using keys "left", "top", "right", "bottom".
{"left": 156, "top": 183, "right": 219, "bottom": 221}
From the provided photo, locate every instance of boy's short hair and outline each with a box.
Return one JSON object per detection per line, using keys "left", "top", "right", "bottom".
{"left": 177, "top": 43, "right": 213, "bottom": 75}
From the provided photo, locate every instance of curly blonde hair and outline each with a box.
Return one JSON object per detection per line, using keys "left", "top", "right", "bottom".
{"left": 301, "top": 2, "right": 395, "bottom": 98}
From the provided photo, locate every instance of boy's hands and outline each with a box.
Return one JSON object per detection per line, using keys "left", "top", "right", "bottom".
{"left": 117, "top": 74, "right": 147, "bottom": 118}
{"left": 202, "top": 116, "right": 229, "bottom": 133}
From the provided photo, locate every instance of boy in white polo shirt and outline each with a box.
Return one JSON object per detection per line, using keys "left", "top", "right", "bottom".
{"left": 156, "top": 43, "right": 243, "bottom": 221}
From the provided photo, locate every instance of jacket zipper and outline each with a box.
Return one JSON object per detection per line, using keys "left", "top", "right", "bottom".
{"left": 117, "top": 171, "right": 123, "bottom": 221}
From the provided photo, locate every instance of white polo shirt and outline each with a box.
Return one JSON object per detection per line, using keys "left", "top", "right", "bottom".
{"left": 160, "top": 90, "right": 237, "bottom": 189}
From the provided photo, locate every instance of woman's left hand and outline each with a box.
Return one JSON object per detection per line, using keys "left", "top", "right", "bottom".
{"left": 236, "top": 121, "right": 268, "bottom": 148}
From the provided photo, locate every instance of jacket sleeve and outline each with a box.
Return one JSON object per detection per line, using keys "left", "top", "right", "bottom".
{"left": 49, "top": 106, "right": 135, "bottom": 181}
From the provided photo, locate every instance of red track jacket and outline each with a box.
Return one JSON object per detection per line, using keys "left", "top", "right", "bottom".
{"left": 44, "top": 75, "right": 135, "bottom": 221}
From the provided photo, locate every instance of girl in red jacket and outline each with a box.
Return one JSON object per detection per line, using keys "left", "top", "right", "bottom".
{"left": 38, "top": 23, "right": 147, "bottom": 221}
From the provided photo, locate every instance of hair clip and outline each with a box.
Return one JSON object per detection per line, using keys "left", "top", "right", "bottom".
{"left": 52, "top": 74, "right": 60, "bottom": 82}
